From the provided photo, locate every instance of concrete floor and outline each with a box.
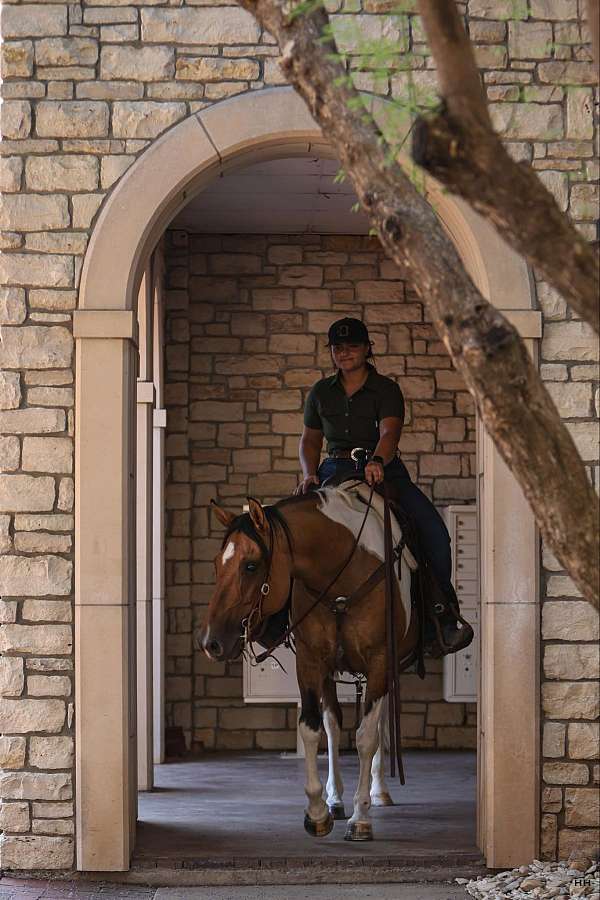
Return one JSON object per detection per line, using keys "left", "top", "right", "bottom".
{"left": 0, "top": 753, "right": 481, "bottom": 897}
{"left": 0, "top": 877, "right": 472, "bottom": 898}
{"left": 135, "top": 750, "right": 479, "bottom": 867}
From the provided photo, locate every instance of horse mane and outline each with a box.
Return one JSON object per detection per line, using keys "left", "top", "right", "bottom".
{"left": 221, "top": 502, "right": 296, "bottom": 562}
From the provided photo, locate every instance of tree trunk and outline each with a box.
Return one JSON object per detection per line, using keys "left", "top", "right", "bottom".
{"left": 235, "top": 0, "right": 599, "bottom": 607}
{"left": 414, "top": 0, "right": 598, "bottom": 334}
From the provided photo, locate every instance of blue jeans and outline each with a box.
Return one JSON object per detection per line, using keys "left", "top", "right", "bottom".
{"left": 317, "top": 457, "right": 453, "bottom": 596}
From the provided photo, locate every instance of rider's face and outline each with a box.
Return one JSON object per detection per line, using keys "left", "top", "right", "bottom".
{"left": 330, "top": 341, "right": 369, "bottom": 371}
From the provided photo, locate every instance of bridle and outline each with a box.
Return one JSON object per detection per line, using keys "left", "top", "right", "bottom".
{"left": 240, "top": 582, "right": 272, "bottom": 662}
{"left": 239, "top": 513, "right": 276, "bottom": 662}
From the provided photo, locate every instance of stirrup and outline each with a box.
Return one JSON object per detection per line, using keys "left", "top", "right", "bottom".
{"left": 427, "top": 601, "right": 473, "bottom": 657}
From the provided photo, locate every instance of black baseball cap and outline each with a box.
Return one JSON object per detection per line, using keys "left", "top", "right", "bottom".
{"left": 326, "top": 317, "right": 371, "bottom": 346}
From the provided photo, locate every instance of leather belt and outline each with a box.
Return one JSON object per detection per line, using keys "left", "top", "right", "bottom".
{"left": 328, "top": 448, "right": 400, "bottom": 462}
{"left": 328, "top": 447, "right": 374, "bottom": 459}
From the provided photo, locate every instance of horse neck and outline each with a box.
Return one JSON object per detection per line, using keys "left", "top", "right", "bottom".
{"left": 275, "top": 497, "right": 358, "bottom": 588}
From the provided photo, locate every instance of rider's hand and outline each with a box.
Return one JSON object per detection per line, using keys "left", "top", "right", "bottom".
{"left": 295, "top": 475, "right": 320, "bottom": 495}
{"left": 364, "top": 460, "right": 384, "bottom": 486}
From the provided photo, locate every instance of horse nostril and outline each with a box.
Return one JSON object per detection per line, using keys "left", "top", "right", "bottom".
{"left": 207, "top": 639, "right": 223, "bottom": 659}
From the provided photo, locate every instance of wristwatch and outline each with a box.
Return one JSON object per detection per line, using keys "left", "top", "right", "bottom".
{"left": 370, "top": 455, "right": 384, "bottom": 465}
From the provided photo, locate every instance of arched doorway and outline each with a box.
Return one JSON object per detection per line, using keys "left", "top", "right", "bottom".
{"left": 74, "top": 86, "right": 540, "bottom": 871}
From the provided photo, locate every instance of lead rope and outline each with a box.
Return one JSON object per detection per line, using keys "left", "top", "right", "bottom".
{"left": 383, "top": 482, "right": 405, "bottom": 784}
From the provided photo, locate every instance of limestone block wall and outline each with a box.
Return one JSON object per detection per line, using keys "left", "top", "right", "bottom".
{"left": 163, "top": 229, "right": 479, "bottom": 753}
{"left": 0, "top": 0, "right": 597, "bottom": 870}
{"left": 538, "top": 304, "right": 600, "bottom": 858}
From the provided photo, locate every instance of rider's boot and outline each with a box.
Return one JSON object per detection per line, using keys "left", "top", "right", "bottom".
{"left": 426, "top": 584, "right": 474, "bottom": 657}
{"left": 437, "top": 606, "right": 474, "bottom": 654}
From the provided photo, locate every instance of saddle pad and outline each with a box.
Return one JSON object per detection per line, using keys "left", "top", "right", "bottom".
{"left": 341, "top": 480, "right": 418, "bottom": 572}
{"left": 316, "top": 480, "right": 414, "bottom": 636}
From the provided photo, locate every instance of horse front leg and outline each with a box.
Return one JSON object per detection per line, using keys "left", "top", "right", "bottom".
{"left": 371, "top": 694, "right": 394, "bottom": 807}
{"left": 322, "top": 675, "right": 346, "bottom": 820}
{"left": 297, "top": 658, "right": 333, "bottom": 838}
{"left": 345, "top": 678, "right": 386, "bottom": 842}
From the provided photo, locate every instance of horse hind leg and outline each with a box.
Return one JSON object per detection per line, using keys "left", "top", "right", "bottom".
{"left": 322, "top": 676, "right": 346, "bottom": 820}
{"left": 299, "top": 686, "right": 334, "bottom": 838}
{"left": 371, "top": 695, "right": 394, "bottom": 807}
{"left": 345, "top": 694, "right": 385, "bottom": 842}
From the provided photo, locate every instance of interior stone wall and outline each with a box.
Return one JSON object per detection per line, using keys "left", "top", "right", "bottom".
{"left": 163, "top": 229, "right": 478, "bottom": 754}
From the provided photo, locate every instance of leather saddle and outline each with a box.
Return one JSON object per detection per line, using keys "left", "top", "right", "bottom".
{"left": 308, "top": 473, "right": 453, "bottom": 656}
{"left": 255, "top": 475, "right": 426, "bottom": 654}
{"left": 319, "top": 471, "right": 418, "bottom": 548}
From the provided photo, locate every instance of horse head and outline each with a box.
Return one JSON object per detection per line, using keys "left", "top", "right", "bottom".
{"left": 197, "top": 497, "right": 292, "bottom": 661}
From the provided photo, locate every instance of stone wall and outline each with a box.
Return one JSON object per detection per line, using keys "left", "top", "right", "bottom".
{"left": 0, "top": 0, "right": 598, "bottom": 870}
{"left": 163, "top": 229, "right": 478, "bottom": 754}
{"left": 538, "top": 302, "right": 600, "bottom": 857}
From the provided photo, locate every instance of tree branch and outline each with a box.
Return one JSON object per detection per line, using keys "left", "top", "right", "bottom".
{"left": 414, "top": 0, "right": 599, "bottom": 335}
{"left": 236, "top": 0, "right": 599, "bottom": 606}
{"left": 417, "top": 0, "right": 490, "bottom": 127}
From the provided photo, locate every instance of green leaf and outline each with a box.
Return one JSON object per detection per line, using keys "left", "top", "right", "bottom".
{"left": 287, "top": 0, "right": 325, "bottom": 22}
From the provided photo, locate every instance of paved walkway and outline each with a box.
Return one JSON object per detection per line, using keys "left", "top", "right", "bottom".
{"left": 0, "top": 877, "right": 469, "bottom": 899}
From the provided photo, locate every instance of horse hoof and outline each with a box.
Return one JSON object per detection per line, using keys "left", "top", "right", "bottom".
{"left": 304, "top": 812, "right": 334, "bottom": 837}
{"left": 344, "top": 821, "right": 373, "bottom": 842}
{"left": 328, "top": 803, "right": 347, "bottom": 820}
{"left": 371, "top": 792, "right": 394, "bottom": 807}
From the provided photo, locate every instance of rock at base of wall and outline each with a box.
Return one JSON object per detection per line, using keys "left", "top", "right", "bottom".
{"left": 0, "top": 833, "right": 74, "bottom": 870}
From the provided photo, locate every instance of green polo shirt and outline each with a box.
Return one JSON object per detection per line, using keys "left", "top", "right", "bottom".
{"left": 304, "top": 365, "right": 405, "bottom": 453}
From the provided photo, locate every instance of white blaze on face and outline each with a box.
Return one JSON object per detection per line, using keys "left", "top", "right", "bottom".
{"left": 221, "top": 541, "right": 236, "bottom": 565}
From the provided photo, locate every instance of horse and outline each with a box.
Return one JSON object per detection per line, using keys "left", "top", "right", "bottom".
{"left": 198, "top": 483, "right": 419, "bottom": 841}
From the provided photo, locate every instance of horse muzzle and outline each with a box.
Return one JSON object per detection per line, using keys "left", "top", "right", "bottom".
{"left": 194, "top": 621, "right": 223, "bottom": 660}
{"left": 199, "top": 623, "right": 242, "bottom": 662}
{"left": 205, "top": 637, "right": 225, "bottom": 660}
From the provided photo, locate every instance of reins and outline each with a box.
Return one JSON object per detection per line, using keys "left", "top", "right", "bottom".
{"left": 250, "top": 484, "right": 377, "bottom": 666}
{"left": 383, "top": 481, "right": 405, "bottom": 783}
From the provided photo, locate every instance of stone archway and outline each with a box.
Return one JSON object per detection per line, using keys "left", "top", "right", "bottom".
{"left": 74, "top": 86, "right": 540, "bottom": 871}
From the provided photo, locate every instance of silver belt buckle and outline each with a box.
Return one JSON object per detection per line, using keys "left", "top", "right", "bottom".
{"left": 350, "top": 447, "right": 367, "bottom": 466}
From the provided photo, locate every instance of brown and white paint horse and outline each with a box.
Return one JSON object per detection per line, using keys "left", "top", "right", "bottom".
{"left": 199, "top": 488, "right": 418, "bottom": 841}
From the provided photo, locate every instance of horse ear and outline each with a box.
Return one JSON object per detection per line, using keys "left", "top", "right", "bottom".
{"left": 211, "top": 500, "right": 236, "bottom": 528}
{"left": 247, "top": 497, "right": 268, "bottom": 534}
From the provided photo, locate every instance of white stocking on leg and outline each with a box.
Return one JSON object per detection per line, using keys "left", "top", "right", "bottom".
{"left": 371, "top": 696, "right": 393, "bottom": 806}
{"left": 323, "top": 708, "right": 345, "bottom": 817}
{"left": 346, "top": 696, "right": 384, "bottom": 841}
{"left": 299, "top": 722, "right": 332, "bottom": 836}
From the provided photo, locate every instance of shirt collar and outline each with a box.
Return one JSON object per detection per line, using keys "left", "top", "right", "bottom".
{"left": 332, "top": 363, "right": 377, "bottom": 391}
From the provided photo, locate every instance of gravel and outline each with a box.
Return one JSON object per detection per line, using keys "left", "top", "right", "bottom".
{"left": 457, "top": 856, "right": 599, "bottom": 899}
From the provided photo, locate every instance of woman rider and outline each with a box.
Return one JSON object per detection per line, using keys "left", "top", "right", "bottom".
{"left": 295, "top": 316, "right": 473, "bottom": 655}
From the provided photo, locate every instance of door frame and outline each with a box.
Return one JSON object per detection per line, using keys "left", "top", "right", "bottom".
{"left": 74, "top": 86, "right": 540, "bottom": 871}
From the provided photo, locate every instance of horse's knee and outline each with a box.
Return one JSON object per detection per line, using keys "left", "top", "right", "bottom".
{"left": 323, "top": 707, "right": 341, "bottom": 741}
{"left": 299, "top": 721, "right": 321, "bottom": 749}
{"left": 356, "top": 697, "right": 383, "bottom": 756}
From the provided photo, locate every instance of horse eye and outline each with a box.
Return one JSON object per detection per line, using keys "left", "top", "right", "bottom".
{"left": 245, "top": 561, "right": 258, "bottom": 573}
